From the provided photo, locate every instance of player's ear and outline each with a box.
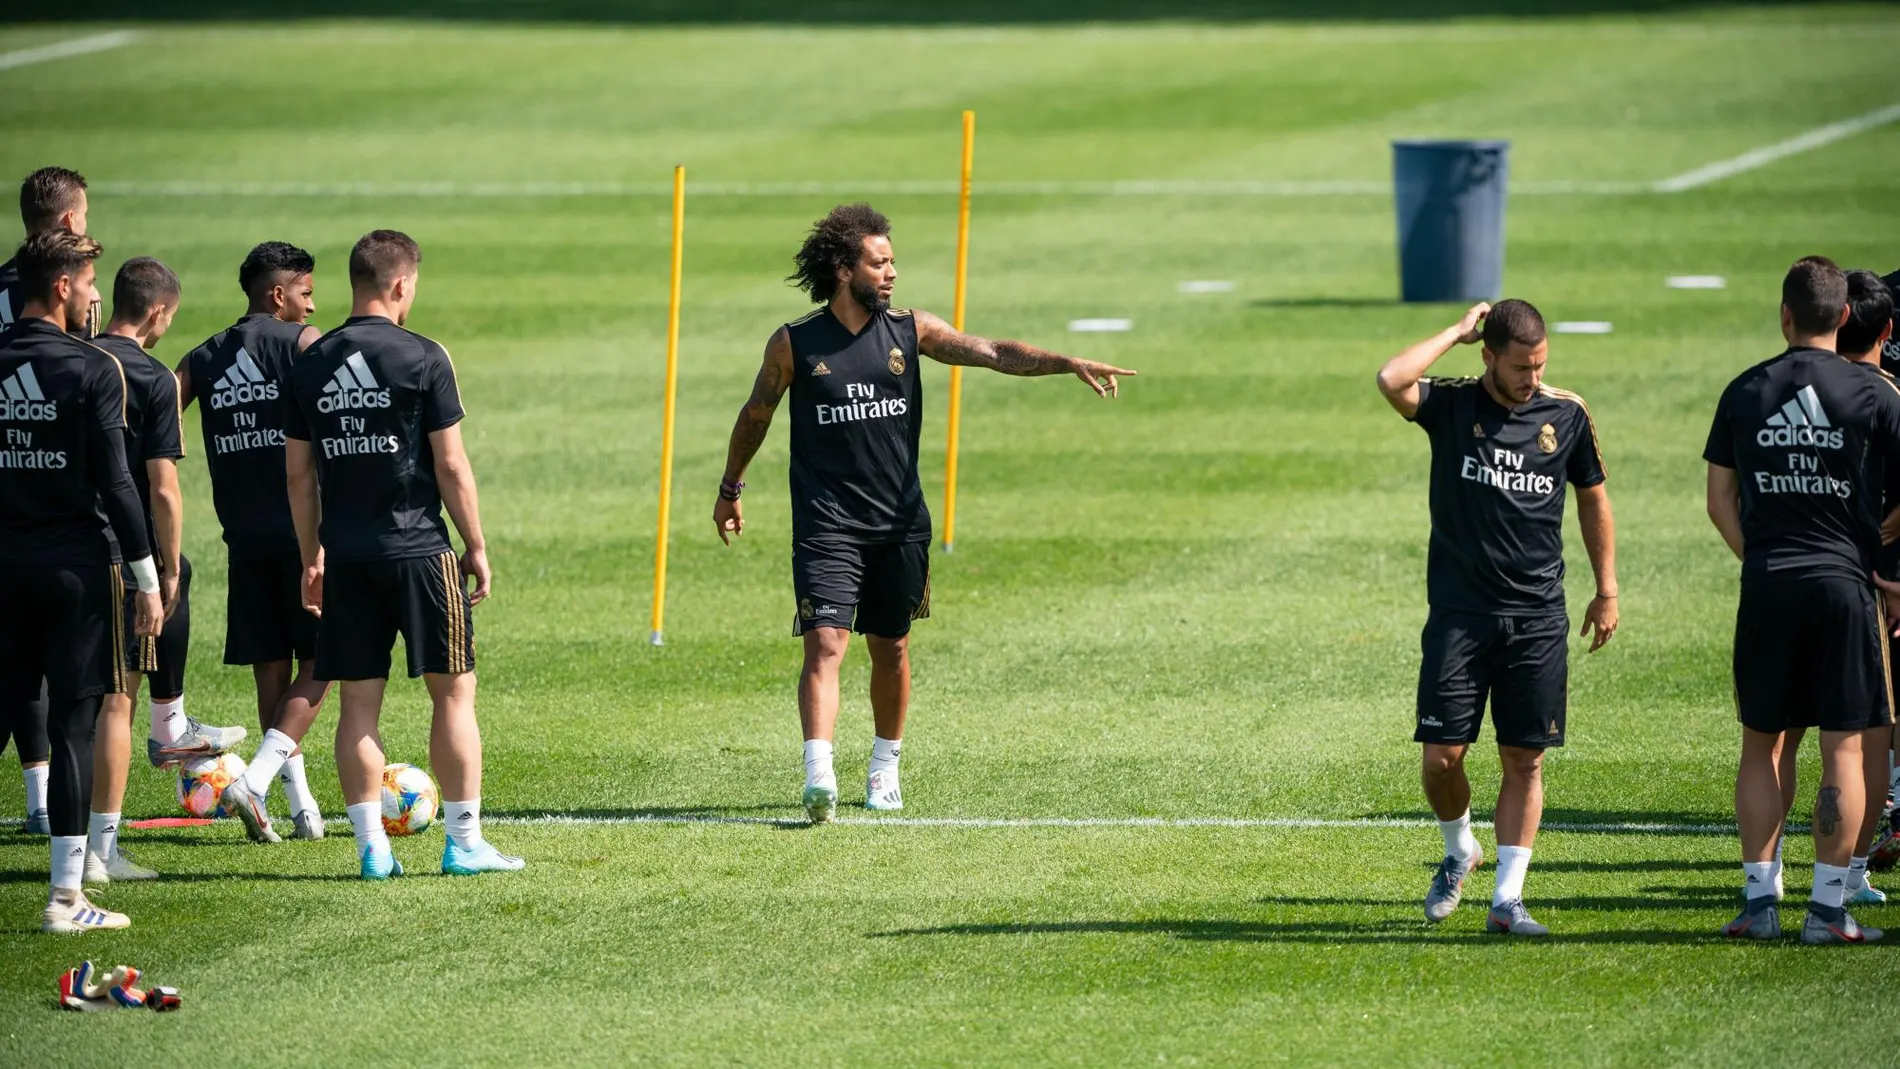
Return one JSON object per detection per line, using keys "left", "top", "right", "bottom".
{"left": 1837, "top": 304, "right": 1851, "bottom": 330}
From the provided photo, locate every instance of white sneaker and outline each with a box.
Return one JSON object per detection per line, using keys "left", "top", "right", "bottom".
{"left": 42, "top": 890, "right": 130, "bottom": 933}
{"left": 83, "top": 846, "right": 159, "bottom": 887}
{"left": 866, "top": 768, "right": 903, "bottom": 811}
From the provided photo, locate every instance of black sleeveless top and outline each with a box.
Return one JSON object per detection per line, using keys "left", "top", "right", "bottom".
{"left": 785, "top": 306, "right": 930, "bottom": 544}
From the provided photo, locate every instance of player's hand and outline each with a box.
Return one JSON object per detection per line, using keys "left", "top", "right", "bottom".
{"left": 160, "top": 571, "right": 181, "bottom": 623}
{"left": 301, "top": 561, "right": 324, "bottom": 618}
{"left": 134, "top": 590, "right": 163, "bottom": 638}
{"left": 1580, "top": 594, "right": 1618, "bottom": 652}
{"left": 1876, "top": 574, "right": 1900, "bottom": 637}
{"left": 1882, "top": 507, "right": 1900, "bottom": 546}
{"left": 715, "top": 496, "right": 743, "bottom": 545}
{"left": 461, "top": 546, "right": 492, "bottom": 606}
{"left": 1453, "top": 302, "right": 1491, "bottom": 345}
{"left": 1071, "top": 359, "right": 1137, "bottom": 398}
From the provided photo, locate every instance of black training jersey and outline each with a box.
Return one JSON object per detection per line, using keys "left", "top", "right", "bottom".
{"left": 283, "top": 315, "right": 464, "bottom": 563}
{"left": 785, "top": 306, "right": 929, "bottom": 544}
{"left": 182, "top": 314, "right": 307, "bottom": 559}
{"left": 0, "top": 319, "right": 151, "bottom": 566}
{"left": 93, "top": 334, "right": 183, "bottom": 554}
{"left": 1409, "top": 377, "right": 1607, "bottom": 614}
{"left": 1705, "top": 347, "right": 1900, "bottom": 585}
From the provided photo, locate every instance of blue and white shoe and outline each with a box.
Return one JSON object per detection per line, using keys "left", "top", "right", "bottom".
{"left": 802, "top": 783, "right": 838, "bottom": 824}
{"left": 24, "top": 808, "right": 50, "bottom": 835}
{"left": 359, "top": 844, "right": 404, "bottom": 881}
{"left": 1847, "top": 879, "right": 1887, "bottom": 907}
{"left": 442, "top": 838, "right": 525, "bottom": 875}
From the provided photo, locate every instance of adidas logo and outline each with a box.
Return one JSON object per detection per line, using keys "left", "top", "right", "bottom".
{"left": 812, "top": 361, "right": 831, "bottom": 376}
{"left": 317, "top": 352, "right": 392, "bottom": 413}
{"left": 208, "top": 348, "right": 279, "bottom": 410}
{"left": 0, "top": 288, "right": 13, "bottom": 327}
{"left": 1758, "top": 384, "right": 1843, "bottom": 448}
{"left": 0, "top": 363, "right": 55, "bottom": 420}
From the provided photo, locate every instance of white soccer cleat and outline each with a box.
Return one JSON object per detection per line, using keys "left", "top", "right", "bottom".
{"left": 802, "top": 782, "right": 838, "bottom": 824}
{"left": 866, "top": 768, "right": 903, "bottom": 811}
{"left": 42, "top": 890, "right": 130, "bottom": 934}
{"left": 83, "top": 846, "right": 159, "bottom": 887}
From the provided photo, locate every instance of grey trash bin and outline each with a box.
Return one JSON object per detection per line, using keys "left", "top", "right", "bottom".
{"left": 1392, "top": 140, "right": 1510, "bottom": 303}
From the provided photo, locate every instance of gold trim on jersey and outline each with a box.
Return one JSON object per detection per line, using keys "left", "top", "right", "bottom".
{"left": 1537, "top": 383, "right": 1607, "bottom": 480}
{"left": 787, "top": 308, "right": 826, "bottom": 328}
{"left": 1422, "top": 375, "right": 1481, "bottom": 388}
{"left": 888, "top": 308, "right": 914, "bottom": 319}
{"left": 77, "top": 337, "right": 131, "bottom": 423}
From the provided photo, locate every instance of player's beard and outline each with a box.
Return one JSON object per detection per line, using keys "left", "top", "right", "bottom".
{"left": 850, "top": 277, "right": 889, "bottom": 315}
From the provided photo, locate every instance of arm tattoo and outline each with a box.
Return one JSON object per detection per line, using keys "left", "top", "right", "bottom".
{"left": 724, "top": 355, "right": 787, "bottom": 480}
{"left": 926, "top": 324, "right": 1073, "bottom": 377}
{"left": 1816, "top": 786, "right": 1843, "bottom": 839}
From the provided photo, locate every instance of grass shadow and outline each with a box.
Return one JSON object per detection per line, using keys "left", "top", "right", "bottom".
{"left": 868, "top": 917, "right": 1746, "bottom": 946}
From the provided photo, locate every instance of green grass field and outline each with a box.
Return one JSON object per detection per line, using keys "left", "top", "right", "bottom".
{"left": 3, "top": 5, "right": 1900, "bottom": 1064}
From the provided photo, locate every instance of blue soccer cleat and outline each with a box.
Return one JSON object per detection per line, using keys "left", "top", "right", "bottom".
{"left": 359, "top": 844, "right": 404, "bottom": 881}
{"left": 442, "top": 838, "right": 525, "bottom": 876}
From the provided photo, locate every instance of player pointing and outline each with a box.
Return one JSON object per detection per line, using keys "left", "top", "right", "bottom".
{"left": 1377, "top": 299, "right": 1618, "bottom": 937}
{"left": 714, "top": 203, "right": 1135, "bottom": 823}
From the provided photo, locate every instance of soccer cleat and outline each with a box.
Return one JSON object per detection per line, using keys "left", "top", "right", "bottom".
{"left": 1722, "top": 896, "right": 1782, "bottom": 939}
{"left": 866, "top": 768, "right": 903, "bottom": 811}
{"left": 802, "top": 782, "right": 838, "bottom": 824}
{"left": 24, "top": 808, "right": 51, "bottom": 835}
{"left": 1871, "top": 820, "right": 1900, "bottom": 874}
{"left": 1800, "top": 904, "right": 1883, "bottom": 945}
{"left": 291, "top": 810, "right": 326, "bottom": 841}
{"left": 1847, "top": 879, "right": 1887, "bottom": 907}
{"left": 221, "top": 782, "right": 280, "bottom": 843}
{"left": 83, "top": 846, "right": 159, "bottom": 887}
{"left": 1483, "top": 899, "right": 1550, "bottom": 937}
{"left": 145, "top": 718, "right": 247, "bottom": 768}
{"left": 42, "top": 890, "right": 130, "bottom": 934}
{"left": 359, "top": 844, "right": 403, "bottom": 881}
{"left": 1424, "top": 849, "right": 1484, "bottom": 923}
{"left": 442, "top": 838, "right": 526, "bottom": 875}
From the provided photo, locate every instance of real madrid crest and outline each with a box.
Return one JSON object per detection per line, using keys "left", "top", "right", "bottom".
{"left": 1537, "top": 423, "right": 1558, "bottom": 454}
{"left": 888, "top": 348, "right": 906, "bottom": 375}
{"left": 799, "top": 597, "right": 815, "bottom": 620}
{"left": 1472, "top": 422, "right": 1485, "bottom": 439}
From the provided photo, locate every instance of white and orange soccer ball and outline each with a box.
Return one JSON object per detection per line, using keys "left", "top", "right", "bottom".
{"left": 382, "top": 763, "right": 439, "bottom": 836}
{"left": 177, "top": 753, "right": 247, "bottom": 818}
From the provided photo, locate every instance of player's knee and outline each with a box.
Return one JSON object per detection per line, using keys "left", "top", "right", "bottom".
{"left": 867, "top": 634, "right": 909, "bottom": 667}
{"left": 1499, "top": 746, "right": 1545, "bottom": 780}
{"left": 801, "top": 628, "right": 850, "bottom": 669}
{"left": 1421, "top": 746, "right": 1465, "bottom": 777}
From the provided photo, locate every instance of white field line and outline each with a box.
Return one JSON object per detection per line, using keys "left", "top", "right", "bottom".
{"left": 483, "top": 811, "right": 1744, "bottom": 835}
{"left": 89, "top": 178, "right": 1650, "bottom": 199}
{"left": 0, "top": 31, "right": 138, "bottom": 73}
{"left": 1655, "top": 101, "right": 1900, "bottom": 192}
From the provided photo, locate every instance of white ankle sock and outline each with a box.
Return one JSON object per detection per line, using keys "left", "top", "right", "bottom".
{"left": 149, "top": 697, "right": 186, "bottom": 745}
{"left": 51, "top": 835, "right": 85, "bottom": 891}
{"left": 444, "top": 798, "right": 481, "bottom": 850}
{"left": 280, "top": 753, "right": 321, "bottom": 818}
{"left": 23, "top": 764, "right": 48, "bottom": 815}
{"left": 1813, "top": 862, "right": 1850, "bottom": 909}
{"left": 1493, "top": 845, "right": 1532, "bottom": 905}
{"left": 87, "top": 811, "right": 121, "bottom": 861}
{"left": 1743, "top": 860, "right": 1777, "bottom": 900}
{"left": 346, "top": 801, "right": 389, "bottom": 854}
{"left": 244, "top": 729, "right": 297, "bottom": 797}
{"left": 869, "top": 736, "right": 902, "bottom": 777}
{"left": 803, "top": 739, "right": 835, "bottom": 789}
{"left": 1848, "top": 856, "right": 1870, "bottom": 893}
{"left": 1438, "top": 812, "right": 1481, "bottom": 861}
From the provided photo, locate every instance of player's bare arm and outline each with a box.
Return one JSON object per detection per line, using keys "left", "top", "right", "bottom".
{"left": 913, "top": 309, "right": 1135, "bottom": 398}
{"left": 296, "top": 324, "right": 320, "bottom": 354}
{"left": 431, "top": 422, "right": 491, "bottom": 604}
{"left": 714, "top": 326, "right": 795, "bottom": 545}
{"left": 1376, "top": 302, "right": 1490, "bottom": 419}
{"left": 148, "top": 456, "right": 184, "bottom": 620}
{"left": 1705, "top": 463, "right": 1744, "bottom": 561}
{"left": 1575, "top": 482, "right": 1618, "bottom": 652}
{"left": 173, "top": 356, "right": 193, "bottom": 412}
{"left": 285, "top": 436, "right": 323, "bottom": 616}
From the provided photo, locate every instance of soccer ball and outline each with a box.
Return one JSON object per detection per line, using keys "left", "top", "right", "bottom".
{"left": 382, "top": 763, "right": 439, "bottom": 836}
{"left": 177, "top": 753, "right": 247, "bottom": 818}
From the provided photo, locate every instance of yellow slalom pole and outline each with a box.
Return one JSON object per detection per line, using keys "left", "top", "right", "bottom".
{"left": 650, "top": 165, "right": 686, "bottom": 646}
{"left": 942, "top": 109, "right": 975, "bottom": 553}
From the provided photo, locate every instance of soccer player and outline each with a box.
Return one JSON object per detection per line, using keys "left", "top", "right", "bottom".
{"left": 1375, "top": 299, "right": 1618, "bottom": 937}
{"left": 0, "top": 229, "right": 162, "bottom": 932}
{"left": 177, "top": 242, "right": 328, "bottom": 841}
{"left": 1706, "top": 256, "right": 1900, "bottom": 945}
{"left": 713, "top": 204, "right": 1136, "bottom": 823}
{"left": 0, "top": 167, "right": 90, "bottom": 833}
{"left": 82, "top": 257, "right": 188, "bottom": 885}
{"left": 280, "top": 229, "right": 518, "bottom": 879}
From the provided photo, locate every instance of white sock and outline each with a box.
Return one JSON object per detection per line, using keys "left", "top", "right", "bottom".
{"left": 23, "top": 764, "right": 48, "bottom": 815}
{"left": 1437, "top": 812, "right": 1481, "bottom": 861}
{"left": 1813, "top": 862, "right": 1850, "bottom": 909}
{"left": 869, "top": 736, "right": 902, "bottom": 777}
{"left": 1889, "top": 754, "right": 1899, "bottom": 799}
{"left": 1773, "top": 836, "right": 1784, "bottom": 862}
{"left": 243, "top": 729, "right": 297, "bottom": 797}
{"left": 280, "top": 753, "right": 321, "bottom": 818}
{"left": 1848, "top": 856, "right": 1870, "bottom": 893}
{"left": 444, "top": 798, "right": 482, "bottom": 850}
{"left": 346, "top": 801, "right": 389, "bottom": 854}
{"left": 87, "top": 811, "right": 121, "bottom": 861}
{"left": 149, "top": 696, "right": 186, "bottom": 745}
{"left": 1493, "top": 845, "right": 1532, "bottom": 906}
{"left": 1768, "top": 837, "right": 1784, "bottom": 888}
{"left": 803, "top": 739, "right": 835, "bottom": 789}
{"left": 51, "top": 835, "right": 85, "bottom": 892}
{"left": 1743, "top": 860, "right": 1778, "bottom": 901}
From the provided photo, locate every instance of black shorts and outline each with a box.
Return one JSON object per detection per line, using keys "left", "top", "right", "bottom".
{"left": 225, "top": 550, "right": 317, "bottom": 666}
{"left": 316, "top": 551, "right": 474, "bottom": 682}
{"left": 791, "top": 538, "right": 931, "bottom": 639}
{"left": 1734, "top": 577, "right": 1893, "bottom": 734}
{"left": 123, "top": 554, "right": 190, "bottom": 700}
{"left": 1415, "top": 609, "right": 1568, "bottom": 750}
{"left": 0, "top": 563, "right": 126, "bottom": 702}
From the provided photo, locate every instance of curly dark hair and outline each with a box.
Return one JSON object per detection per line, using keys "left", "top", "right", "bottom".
{"left": 788, "top": 203, "right": 890, "bottom": 302}
{"left": 239, "top": 240, "right": 315, "bottom": 296}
